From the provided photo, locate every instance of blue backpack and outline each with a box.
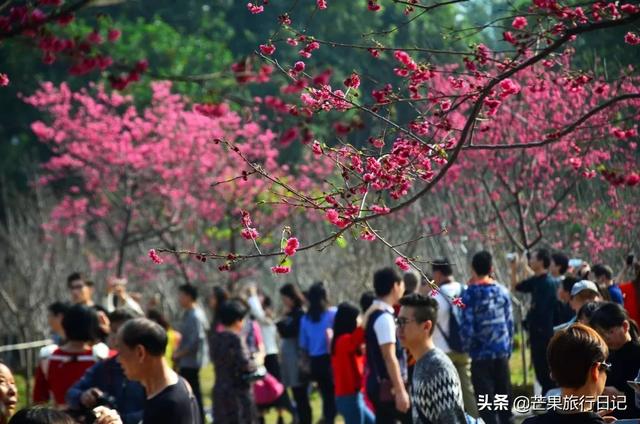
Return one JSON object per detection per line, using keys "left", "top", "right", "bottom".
{"left": 437, "top": 286, "right": 466, "bottom": 353}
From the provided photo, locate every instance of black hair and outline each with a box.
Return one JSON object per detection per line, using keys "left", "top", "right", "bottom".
{"left": 62, "top": 304, "right": 99, "bottom": 342}
{"left": 373, "top": 267, "right": 401, "bottom": 297}
{"left": 591, "top": 264, "right": 613, "bottom": 281}
{"left": 577, "top": 302, "right": 600, "bottom": 323}
{"left": 403, "top": 272, "right": 419, "bottom": 295}
{"left": 398, "top": 293, "right": 439, "bottom": 335}
{"left": 551, "top": 252, "right": 569, "bottom": 275}
{"left": 120, "top": 317, "right": 168, "bottom": 356}
{"left": 307, "top": 281, "right": 329, "bottom": 322}
{"left": 359, "top": 291, "right": 375, "bottom": 313}
{"left": 109, "top": 308, "right": 140, "bottom": 325}
{"left": 535, "top": 248, "right": 551, "bottom": 269}
{"left": 561, "top": 274, "right": 580, "bottom": 293}
{"left": 178, "top": 284, "right": 198, "bottom": 301}
{"left": 471, "top": 251, "right": 492, "bottom": 277}
{"left": 279, "top": 283, "right": 305, "bottom": 309}
{"left": 146, "top": 309, "right": 170, "bottom": 331}
{"left": 331, "top": 302, "right": 360, "bottom": 354}
{"left": 47, "top": 301, "right": 70, "bottom": 316}
{"left": 218, "top": 298, "right": 249, "bottom": 326}
{"left": 66, "top": 272, "right": 85, "bottom": 288}
{"left": 431, "top": 258, "right": 453, "bottom": 277}
{"left": 9, "top": 407, "right": 75, "bottom": 424}
{"left": 589, "top": 301, "right": 640, "bottom": 342}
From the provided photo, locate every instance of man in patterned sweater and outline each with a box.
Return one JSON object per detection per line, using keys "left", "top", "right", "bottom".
{"left": 461, "top": 251, "right": 514, "bottom": 424}
{"left": 397, "top": 293, "right": 467, "bottom": 424}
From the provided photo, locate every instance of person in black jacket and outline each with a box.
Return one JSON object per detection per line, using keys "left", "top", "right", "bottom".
{"left": 277, "top": 283, "right": 311, "bottom": 424}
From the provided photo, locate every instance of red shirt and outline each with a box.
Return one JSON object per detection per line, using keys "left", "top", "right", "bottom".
{"left": 331, "top": 327, "right": 366, "bottom": 396}
{"left": 620, "top": 282, "right": 640, "bottom": 324}
{"left": 33, "top": 347, "right": 108, "bottom": 406}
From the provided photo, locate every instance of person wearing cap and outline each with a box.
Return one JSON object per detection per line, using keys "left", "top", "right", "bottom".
{"left": 103, "top": 278, "right": 143, "bottom": 315}
{"left": 553, "top": 280, "right": 601, "bottom": 332}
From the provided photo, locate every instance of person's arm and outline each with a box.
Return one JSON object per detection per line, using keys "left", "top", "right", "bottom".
{"left": 460, "top": 291, "right": 474, "bottom": 354}
{"left": 345, "top": 327, "right": 365, "bottom": 352}
{"left": 380, "top": 343, "right": 410, "bottom": 413}
{"left": 298, "top": 316, "right": 309, "bottom": 352}
{"left": 174, "top": 314, "right": 199, "bottom": 359}
{"left": 32, "top": 361, "right": 50, "bottom": 403}
{"left": 505, "top": 292, "right": 515, "bottom": 356}
{"left": 614, "top": 261, "right": 629, "bottom": 285}
{"left": 247, "top": 295, "right": 268, "bottom": 324}
{"left": 66, "top": 361, "right": 101, "bottom": 409}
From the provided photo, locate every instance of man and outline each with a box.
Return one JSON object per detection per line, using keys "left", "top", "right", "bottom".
{"left": 116, "top": 318, "right": 201, "bottom": 424}
{"left": 402, "top": 272, "right": 419, "bottom": 296}
{"left": 172, "top": 284, "right": 207, "bottom": 422}
{"left": 429, "top": 258, "right": 478, "bottom": 418}
{"left": 592, "top": 264, "right": 624, "bottom": 305}
{"left": 103, "top": 278, "right": 144, "bottom": 315}
{"left": 554, "top": 280, "right": 601, "bottom": 331}
{"left": 68, "top": 272, "right": 97, "bottom": 307}
{"left": 462, "top": 251, "right": 514, "bottom": 424}
{"left": 397, "top": 293, "right": 467, "bottom": 424}
{"left": 366, "top": 267, "right": 410, "bottom": 423}
{"left": 67, "top": 309, "right": 145, "bottom": 424}
{"left": 510, "top": 248, "right": 557, "bottom": 395}
{"left": 0, "top": 362, "right": 18, "bottom": 422}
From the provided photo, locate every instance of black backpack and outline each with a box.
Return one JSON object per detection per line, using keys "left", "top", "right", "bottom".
{"left": 436, "top": 286, "right": 466, "bottom": 353}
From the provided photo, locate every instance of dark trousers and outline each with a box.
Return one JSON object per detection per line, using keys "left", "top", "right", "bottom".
{"left": 179, "top": 367, "right": 204, "bottom": 422}
{"left": 310, "top": 354, "right": 336, "bottom": 423}
{"left": 264, "top": 354, "right": 294, "bottom": 412}
{"left": 530, "top": 330, "right": 555, "bottom": 395}
{"left": 292, "top": 385, "right": 312, "bottom": 424}
{"left": 471, "top": 358, "right": 513, "bottom": 424}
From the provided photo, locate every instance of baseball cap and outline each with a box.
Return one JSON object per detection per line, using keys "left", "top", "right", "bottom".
{"left": 570, "top": 280, "right": 600, "bottom": 297}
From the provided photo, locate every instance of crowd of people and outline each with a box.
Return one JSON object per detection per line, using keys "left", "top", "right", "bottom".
{"left": 0, "top": 249, "right": 639, "bottom": 424}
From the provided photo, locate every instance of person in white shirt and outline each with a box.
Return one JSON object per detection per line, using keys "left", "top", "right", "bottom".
{"left": 103, "top": 278, "right": 143, "bottom": 315}
{"left": 428, "top": 258, "right": 478, "bottom": 418}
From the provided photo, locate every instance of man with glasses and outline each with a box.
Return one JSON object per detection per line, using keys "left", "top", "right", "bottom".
{"left": 397, "top": 293, "right": 467, "bottom": 424}
{"left": 68, "top": 272, "right": 97, "bottom": 307}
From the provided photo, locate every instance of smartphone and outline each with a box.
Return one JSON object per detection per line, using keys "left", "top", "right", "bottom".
{"left": 628, "top": 254, "right": 635, "bottom": 266}
{"left": 569, "top": 258, "right": 583, "bottom": 268}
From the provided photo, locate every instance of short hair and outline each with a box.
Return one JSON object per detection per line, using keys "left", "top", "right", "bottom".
{"left": 591, "top": 264, "right": 613, "bottom": 281}
{"left": 359, "top": 291, "right": 375, "bottom": 312}
{"left": 62, "top": 305, "right": 99, "bottom": 342}
{"left": 47, "top": 301, "right": 69, "bottom": 316}
{"left": 279, "top": 283, "right": 305, "bottom": 309}
{"left": 561, "top": 274, "right": 580, "bottom": 293}
{"left": 399, "top": 293, "right": 439, "bottom": 335}
{"left": 547, "top": 323, "right": 608, "bottom": 388}
{"left": 109, "top": 308, "right": 141, "bottom": 325}
{"left": 535, "top": 249, "right": 551, "bottom": 269}
{"left": 551, "top": 252, "right": 569, "bottom": 275}
{"left": 577, "top": 302, "right": 600, "bottom": 323}
{"left": 373, "top": 267, "right": 401, "bottom": 297}
{"left": 146, "top": 309, "right": 170, "bottom": 331}
{"left": 9, "top": 406, "right": 75, "bottom": 424}
{"left": 403, "top": 272, "right": 419, "bottom": 295}
{"left": 431, "top": 258, "right": 453, "bottom": 277}
{"left": 471, "top": 251, "right": 492, "bottom": 277}
{"left": 178, "top": 284, "right": 198, "bottom": 301}
{"left": 120, "top": 318, "right": 167, "bottom": 356}
{"left": 218, "top": 298, "right": 249, "bottom": 326}
{"left": 66, "top": 272, "right": 85, "bottom": 288}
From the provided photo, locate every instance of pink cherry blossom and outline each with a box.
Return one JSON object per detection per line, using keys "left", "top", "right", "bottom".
{"left": 271, "top": 265, "right": 291, "bottom": 274}
{"left": 395, "top": 256, "right": 411, "bottom": 271}
{"left": 512, "top": 16, "right": 527, "bottom": 30}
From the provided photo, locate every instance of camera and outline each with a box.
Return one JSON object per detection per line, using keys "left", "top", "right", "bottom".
{"left": 94, "top": 393, "right": 117, "bottom": 409}
{"left": 68, "top": 394, "right": 118, "bottom": 423}
{"left": 506, "top": 253, "right": 517, "bottom": 262}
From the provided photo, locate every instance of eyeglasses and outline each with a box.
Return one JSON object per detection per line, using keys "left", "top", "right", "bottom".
{"left": 395, "top": 317, "right": 419, "bottom": 328}
{"left": 596, "top": 361, "right": 612, "bottom": 373}
{"left": 70, "top": 284, "right": 86, "bottom": 291}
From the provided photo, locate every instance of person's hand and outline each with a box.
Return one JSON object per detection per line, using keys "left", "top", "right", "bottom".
{"left": 97, "top": 311, "right": 110, "bottom": 335}
{"left": 80, "top": 387, "right": 103, "bottom": 408}
{"left": 247, "top": 284, "right": 258, "bottom": 297}
{"left": 601, "top": 416, "right": 617, "bottom": 423}
{"left": 395, "top": 387, "right": 410, "bottom": 413}
{"left": 93, "top": 406, "right": 122, "bottom": 424}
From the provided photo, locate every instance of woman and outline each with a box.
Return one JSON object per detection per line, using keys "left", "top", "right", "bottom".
{"left": 589, "top": 301, "right": 640, "bottom": 419}
{"left": 210, "top": 298, "right": 259, "bottom": 424}
{"left": 146, "top": 309, "right": 182, "bottom": 369}
{"left": 208, "top": 286, "right": 230, "bottom": 333}
{"left": 331, "top": 302, "right": 374, "bottom": 424}
{"left": 0, "top": 363, "right": 17, "bottom": 424}
{"left": 276, "top": 283, "right": 311, "bottom": 424}
{"left": 299, "top": 282, "right": 337, "bottom": 424}
{"left": 523, "top": 323, "right": 610, "bottom": 423}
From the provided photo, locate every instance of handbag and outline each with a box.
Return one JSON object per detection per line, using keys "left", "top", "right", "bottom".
{"left": 253, "top": 372, "right": 285, "bottom": 406}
